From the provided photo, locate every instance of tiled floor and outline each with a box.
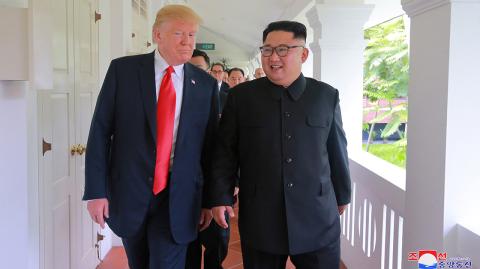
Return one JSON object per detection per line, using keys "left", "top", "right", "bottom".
{"left": 97, "top": 247, "right": 129, "bottom": 269}
{"left": 97, "top": 209, "right": 345, "bottom": 269}
{"left": 97, "top": 208, "right": 294, "bottom": 269}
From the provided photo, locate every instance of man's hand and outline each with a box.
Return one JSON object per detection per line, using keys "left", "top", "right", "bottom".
{"left": 87, "top": 198, "right": 109, "bottom": 229}
{"left": 198, "top": 208, "right": 213, "bottom": 232}
{"left": 338, "top": 204, "right": 348, "bottom": 215}
{"left": 212, "top": 206, "right": 235, "bottom": 229}
{"left": 233, "top": 187, "right": 239, "bottom": 197}
{"left": 233, "top": 187, "right": 239, "bottom": 208}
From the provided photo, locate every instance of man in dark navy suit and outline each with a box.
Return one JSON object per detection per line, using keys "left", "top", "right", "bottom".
{"left": 83, "top": 5, "right": 218, "bottom": 269}
{"left": 210, "top": 63, "right": 230, "bottom": 111}
{"left": 186, "top": 50, "right": 231, "bottom": 269}
{"left": 210, "top": 21, "right": 351, "bottom": 269}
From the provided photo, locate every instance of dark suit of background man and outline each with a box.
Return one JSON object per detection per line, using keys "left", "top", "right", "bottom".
{"left": 185, "top": 50, "right": 231, "bottom": 269}
{"left": 210, "top": 63, "right": 230, "bottom": 111}
{"left": 83, "top": 5, "right": 218, "bottom": 269}
{"left": 210, "top": 20, "right": 351, "bottom": 269}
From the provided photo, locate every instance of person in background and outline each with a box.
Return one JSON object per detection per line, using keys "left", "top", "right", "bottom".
{"left": 210, "top": 62, "right": 230, "bottom": 111}
{"left": 254, "top": 67, "right": 265, "bottom": 79}
{"left": 190, "top": 49, "right": 210, "bottom": 71}
{"left": 210, "top": 20, "right": 351, "bottom": 269}
{"left": 185, "top": 51, "right": 231, "bottom": 269}
{"left": 223, "top": 70, "right": 229, "bottom": 84}
{"left": 226, "top": 67, "right": 246, "bottom": 88}
{"left": 84, "top": 5, "right": 218, "bottom": 269}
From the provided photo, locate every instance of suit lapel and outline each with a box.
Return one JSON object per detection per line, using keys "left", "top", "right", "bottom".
{"left": 173, "top": 64, "right": 196, "bottom": 160}
{"left": 139, "top": 51, "right": 157, "bottom": 142}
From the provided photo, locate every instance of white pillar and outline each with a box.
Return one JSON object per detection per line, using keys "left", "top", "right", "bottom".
{"left": 402, "top": 0, "right": 480, "bottom": 264}
{"left": 306, "top": 2, "right": 373, "bottom": 153}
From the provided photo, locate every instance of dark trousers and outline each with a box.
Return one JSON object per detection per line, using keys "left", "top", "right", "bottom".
{"left": 185, "top": 214, "right": 230, "bottom": 269}
{"left": 122, "top": 192, "right": 188, "bottom": 269}
{"left": 241, "top": 237, "right": 340, "bottom": 269}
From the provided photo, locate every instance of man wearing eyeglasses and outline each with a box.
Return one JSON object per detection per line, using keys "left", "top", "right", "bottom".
{"left": 210, "top": 63, "right": 230, "bottom": 111}
{"left": 210, "top": 21, "right": 351, "bottom": 269}
{"left": 186, "top": 53, "right": 233, "bottom": 269}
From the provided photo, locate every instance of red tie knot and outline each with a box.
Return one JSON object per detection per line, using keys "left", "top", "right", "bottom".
{"left": 166, "top": 66, "right": 174, "bottom": 75}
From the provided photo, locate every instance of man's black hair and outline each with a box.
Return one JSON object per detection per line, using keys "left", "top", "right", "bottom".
{"left": 228, "top": 67, "right": 245, "bottom": 76}
{"left": 210, "top": 62, "right": 225, "bottom": 71}
{"left": 262, "top": 21, "right": 307, "bottom": 42}
{"left": 192, "top": 49, "right": 210, "bottom": 68}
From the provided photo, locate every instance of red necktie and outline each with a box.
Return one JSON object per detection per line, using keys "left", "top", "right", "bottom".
{"left": 153, "top": 66, "right": 176, "bottom": 194}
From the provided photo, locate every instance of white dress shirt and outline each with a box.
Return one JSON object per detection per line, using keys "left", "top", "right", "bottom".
{"left": 154, "top": 49, "right": 184, "bottom": 164}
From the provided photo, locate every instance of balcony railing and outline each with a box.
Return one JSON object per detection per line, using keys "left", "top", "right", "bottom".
{"left": 341, "top": 154, "right": 405, "bottom": 269}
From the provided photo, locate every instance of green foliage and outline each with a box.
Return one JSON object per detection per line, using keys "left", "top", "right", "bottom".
{"left": 378, "top": 102, "right": 408, "bottom": 138}
{"left": 362, "top": 123, "right": 370, "bottom": 131}
{"left": 364, "top": 17, "right": 409, "bottom": 101}
{"left": 363, "top": 16, "right": 409, "bottom": 166}
{"left": 362, "top": 143, "right": 406, "bottom": 168}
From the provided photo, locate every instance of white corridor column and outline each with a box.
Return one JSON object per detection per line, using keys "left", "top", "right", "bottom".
{"left": 306, "top": 1, "right": 373, "bottom": 153}
{"left": 401, "top": 0, "right": 480, "bottom": 266}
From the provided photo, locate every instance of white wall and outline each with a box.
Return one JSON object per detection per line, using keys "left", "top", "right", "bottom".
{"left": 402, "top": 1, "right": 480, "bottom": 266}
{"left": 0, "top": 0, "right": 27, "bottom": 7}
{"left": 0, "top": 81, "right": 29, "bottom": 269}
{"left": 443, "top": 1, "right": 480, "bottom": 252}
{"left": 0, "top": 3, "right": 30, "bottom": 268}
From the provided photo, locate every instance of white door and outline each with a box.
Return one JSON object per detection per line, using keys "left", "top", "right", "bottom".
{"left": 40, "top": 0, "right": 101, "bottom": 268}
{"left": 40, "top": 0, "right": 76, "bottom": 268}
{"left": 39, "top": 91, "right": 76, "bottom": 269}
{"left": 73, "top": 0, "right": 101, "bottom": 268}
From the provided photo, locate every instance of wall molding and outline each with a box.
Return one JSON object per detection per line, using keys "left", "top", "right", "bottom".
{"left": 402, "top": 0, "right": 480, "bottom": 17}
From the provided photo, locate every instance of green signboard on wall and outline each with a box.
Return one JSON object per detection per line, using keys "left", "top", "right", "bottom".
{"left": 196, "top": 43, "right": 215, "bottom": 50}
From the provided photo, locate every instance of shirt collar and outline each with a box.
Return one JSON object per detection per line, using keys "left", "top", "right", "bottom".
{"left": 286, "top": 74, "right": 306, "bottom": 101}
{"left": 154, "top": 49, "right": 184, "bottom": 77}
{"left": 267, "top": 73, "right": 306, "bottom": 101}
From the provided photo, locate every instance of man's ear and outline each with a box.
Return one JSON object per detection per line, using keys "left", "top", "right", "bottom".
{"left": 301, "top": 47, "right": 309, "bottom": 63}
{"left": 152, "top": 27, "right": 161, "bottom": 44}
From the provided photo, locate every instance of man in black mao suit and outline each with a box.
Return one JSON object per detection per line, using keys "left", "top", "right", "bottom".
{"left": 83, "top": 5, "right": 218, "bottom": 269}
{"left": 210, "top": 21, "right": 351, "bottom": 269}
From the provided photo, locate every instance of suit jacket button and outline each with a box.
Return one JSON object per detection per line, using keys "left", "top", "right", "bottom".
{"left": 286, "top": 157, "right": 293, "bottom": 163}
{"left": 286, "top": 134, "right": 292, "bottom": 140}
{"left": 148, "top": 177, "right": 153, "bottom": 183}
{"left": 285, "top": 112, "right": 291, "bottom": 118}
{"left": 287, "top": 182, "right": 294, "bottom": 188}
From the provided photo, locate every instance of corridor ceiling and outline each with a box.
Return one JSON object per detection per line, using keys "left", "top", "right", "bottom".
{"left": 184, "top": 0, "right": 403, "bottom": 71}
{"left": 187, "top": 0, "right": 313, "bottom": 68}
